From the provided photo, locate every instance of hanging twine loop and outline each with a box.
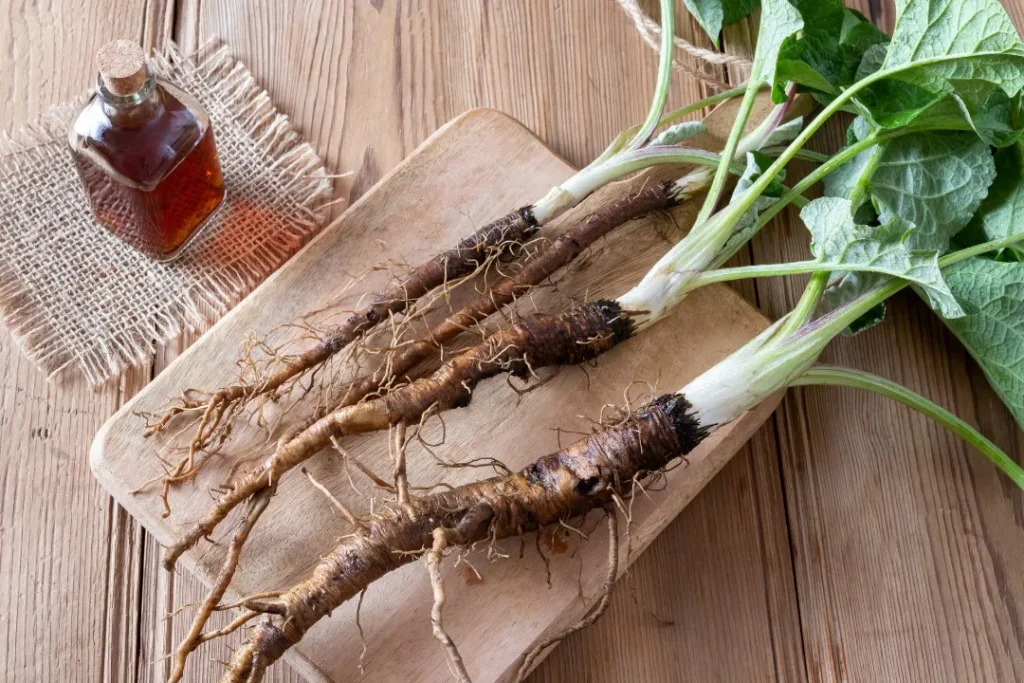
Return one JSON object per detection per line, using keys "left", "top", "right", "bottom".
{"left": 615, "top": 0, "right": 754, "bottom": 87}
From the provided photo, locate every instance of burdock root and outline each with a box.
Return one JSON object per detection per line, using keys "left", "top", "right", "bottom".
{"left": 336, "top": 181, "right": 680, "bottom": 412}
{"left": 164, "top": 299, "right": 637, "bottom": 570}
{"left": 192, "top": 394, "right": 708, "bottom": 683}
{"left": 143, "top": 205, "right": 540, "bottom": 477}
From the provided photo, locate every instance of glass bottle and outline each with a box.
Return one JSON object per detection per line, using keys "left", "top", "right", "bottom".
{"left": 68, "top": 40, "right": 225, "bottom": 260}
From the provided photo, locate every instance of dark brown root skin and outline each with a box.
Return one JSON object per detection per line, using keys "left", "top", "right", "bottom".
{"left": 334, "top": 181, "right": 679, "bottom": 414}
{"left": 163, "top": 299, "right": 635, "bottom": 571}
{"left": 217, "top": 394, "right": 708, "bottom": 682}
{"left": 144, "top": 205, "right": 538, "bottom": 437}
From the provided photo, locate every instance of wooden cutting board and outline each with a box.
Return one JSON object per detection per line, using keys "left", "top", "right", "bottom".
{"left": 91, "top": 106, "right": 781, "bottom": 683}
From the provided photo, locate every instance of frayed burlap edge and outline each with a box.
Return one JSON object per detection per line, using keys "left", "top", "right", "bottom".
{"left": 0, "top": 40, "right": 333, "bottom": 386}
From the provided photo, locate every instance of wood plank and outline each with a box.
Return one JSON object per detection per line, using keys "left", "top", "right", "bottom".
{"left": 100, "top": 7, "right": 207, "bottom": 682}
{"left": 0, "top": 3, "right": 153, "bottom": 682}
{"left": 115, "top": 1, "right": 805, "bottom": 681}
{"left": 740, "top": 1, "right": 1024, "bottom": 681}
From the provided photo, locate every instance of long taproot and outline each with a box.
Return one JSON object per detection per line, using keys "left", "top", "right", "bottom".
{"left": 219, "top": 393, "right": 707, "bottom": 682}
{"left": 163, "top": 299, "right": 636, "bottom": 570}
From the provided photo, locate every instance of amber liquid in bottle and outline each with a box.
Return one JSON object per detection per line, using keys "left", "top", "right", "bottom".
{"left": 69, "top": 42, "right": 225, "bottom": 260}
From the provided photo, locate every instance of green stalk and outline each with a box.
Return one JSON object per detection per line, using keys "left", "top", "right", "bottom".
{"left": 623, "top": 0, "right": 675, "bottom": 152}
{"left": 706, "top": 131, "right": 898, "bottom": 273}
{"left": 799, "top": 232, "right": 1024, "bottom": 346}
{"left": 676, "top": 121, "right": 997, "bottom": 329}
{"left": 688, "top": 232, "right": 1024, "bottom": 296}
{"left": 847, "top": 145, "right": 884, "bottom": 209}
{"left": 703, "top": 128, "right": 886, "bottom": 334}
{"left": 689, "top": 261, "right": 836, "bottom": 287}
{"left": 695, "top": 81, "right": 765, "bottom": 224}
{"left": 585, "top": 0, "right": 676, "bottom": 171}
{"left": 782, "top": 272, "right": 829, "bottom": 334}
{"left": 762, "top": 146, "right": 832, "bottom": 162}
{"left": 938, "top": 234, "right": 1024, "bottom": 267}
{"left": 591, "top": 87, "right": 751, "bottom": 170}
{"left": 684, "top": 232, "right": 1024, "bottom": 433}
{"left": 792, "top": 366, "right": 1024, "bottom": 491}
{"left": 765, "top": 132, "right": 900, "bottom": 337}
{"left": 691, "top": 0, "right": 798, "bottom": 228}
{"left": 560, "top": 147, "right": 743, "bottom": 201}
{"left": 657, "top": 85, "right": 750, "bottom": 127}
{"left": 757, "top": 130, "right": 897, "bottom": 228}
{"left": 730, "top": 51, "right": 1020, "bottom": 224}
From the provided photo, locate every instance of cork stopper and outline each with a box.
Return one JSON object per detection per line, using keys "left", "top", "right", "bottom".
{"left": 96, "top": 40, "right": 147, "bottom": 96}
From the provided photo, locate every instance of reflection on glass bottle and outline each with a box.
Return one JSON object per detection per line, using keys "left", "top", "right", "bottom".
{"left": 68, "top": 40, "right": 225, "bottom": 260}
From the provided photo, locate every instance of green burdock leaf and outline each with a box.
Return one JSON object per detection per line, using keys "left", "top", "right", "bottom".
{"left": 802, "top": 197, "right": 965, "bottom": 318}
{"left": 837, "top": 9, "right": 891, "bottom": 86}
{"left": 852, "top": 42, "right": 948, "bottom": 127}
{"left": 649, "top": 121, "right": 708, "bottom": 146}
{"left": 886, "top": 81, "right": 1024, "bottom": 146}
{"left": 683, "top": 0, "right": 760, "bottom": 48}
{"left": 949, "top": 81, "right": 1024, "bottom": 147}
{"left": 825, "top": 128, "right": 995, "bottom": 239}
{"left": 774, "top": 3, "right": 890, "bottom": 104}
{"left": 956, "top": 141, "right": 1024, "bottom": 260}
{"left": 853, "top": 0, "right": 1024, "bottom": 129}
{"left": 943, "top": 257, "right": 1024, "bottom": 429}
{"left": 773, "top": 0, "right": 845, "bottom": 101}
{"left": 822, "top": 128, "right": 996, "bottom": 333}
{"left": 754, "top": 0, "right": 805, "bottom": 87}
{"left": 870, "top": 132, "right": 996, "bottom": 252}
{"left": 882, "top": 0, "right": 1024, "bottom": 96}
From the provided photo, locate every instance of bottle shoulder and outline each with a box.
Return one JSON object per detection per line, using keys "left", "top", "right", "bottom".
{"left": 68, "top": 80, "right": 210, "bottom": 190}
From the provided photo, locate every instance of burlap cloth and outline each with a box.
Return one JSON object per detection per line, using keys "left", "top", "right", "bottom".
{"left": 0, "top": 42, "right": 333, "bottom": 386}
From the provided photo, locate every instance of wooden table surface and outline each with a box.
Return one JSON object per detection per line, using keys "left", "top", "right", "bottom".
{"left": 2, "top": 1, "right": 1022, "bottom": 682}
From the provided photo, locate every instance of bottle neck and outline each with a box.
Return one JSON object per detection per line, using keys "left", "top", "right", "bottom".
{"left": 97, "top": 68, "right": 163, "bottom": 127}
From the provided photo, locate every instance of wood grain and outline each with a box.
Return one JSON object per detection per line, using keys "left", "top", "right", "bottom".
{"left": 740, "top": 2, "right": 1024, "bottom": 681}
{"left": 1, "top": 1, "right": 1022, "bottom": 683}
{"left": 0, "top": 2, "right": 164, "bottom": 682}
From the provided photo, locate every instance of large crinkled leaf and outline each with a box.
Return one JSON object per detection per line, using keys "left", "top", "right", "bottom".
{"left": 881, "top": 0, "right": 1024, "bottom": 97}
{"left": 869, "top": 131, "right": 996, "bottom": 252}
{"left": 950, "top": 81, "right": 1024, "bottom": 147}
{"left": 649, "top": 121, "right": 707, "bottom": 146}
{"left": 956, "top": 141, "right": 1024, "bottom": 259}
{"left": 683, "top": 0, "right": 760, "bottom": 48}
{"left": 826, "top": 126, "right": 996, "bottom": 237}
{"left": 837, "top": 9, "right": 891, "bottom": 86}
{"left": 773, "top": 0, "right": 845, "bottom": 101}
{"left": 802, "top": 197, "right": 965, "bottom": 317}
{"left": 853, "top": 43, "right": 948, "bottom": 127}
{"left": 943, "top": 257, "right": 1024, "bottom": 428}
{"left": 887, "top": 81, "right": 1024, "bottom": 146}
{"left": 823, "top": 128, "right": 994, "bottom": 331}
{"left": 777, "top": 4, "right": 889, "bottom": 103}
{"left": 852, "top": 0, "right": 1024, "bottom": 129}
{"left": 754, "top": 0, "right": 804, "bottom": 87}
